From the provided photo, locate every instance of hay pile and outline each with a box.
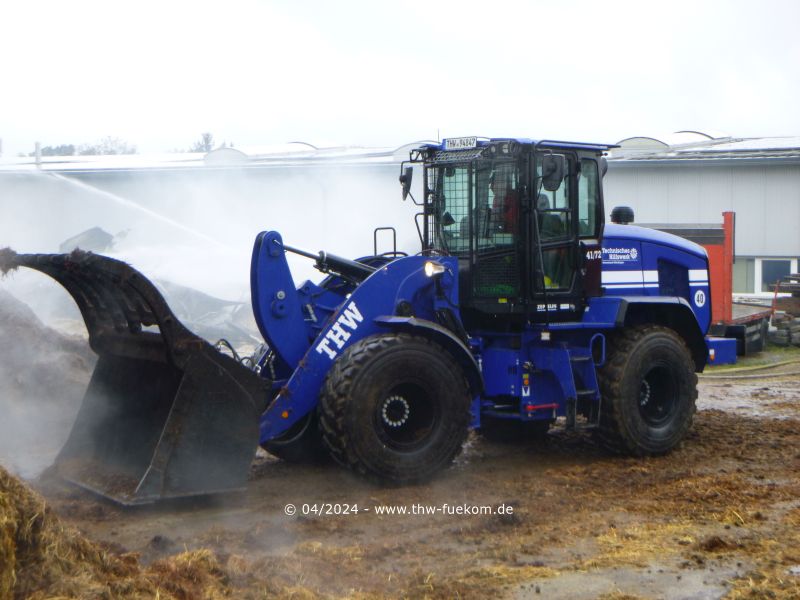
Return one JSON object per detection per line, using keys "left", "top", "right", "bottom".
{"left": 0, "top": 288, "right": 96, "bottom": 478}
{"left": 0, "top": 465, "right": 235, "bottom": 599}
{"left": 0, "top": 288, "right": 94, "bottom": 404}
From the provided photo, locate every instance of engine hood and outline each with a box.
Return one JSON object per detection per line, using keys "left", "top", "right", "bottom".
{"left": 604, "top": 224, "right": 708, "bottom": 260}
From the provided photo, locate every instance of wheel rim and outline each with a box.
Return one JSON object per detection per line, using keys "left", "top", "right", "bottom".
{"left": 374, "top": 382, "right": 439, "bottom": 451}
{"left": 637, "top": 363, "right": 679, "bottom": 426}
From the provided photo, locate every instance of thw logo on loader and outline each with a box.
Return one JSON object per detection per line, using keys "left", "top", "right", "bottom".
{"left": 315, "top": 302, "right": 364, "bottom": 360}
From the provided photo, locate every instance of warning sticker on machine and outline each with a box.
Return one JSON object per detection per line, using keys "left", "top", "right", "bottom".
{"left": 602, "top": 246, "right": 640, "bottom": 265}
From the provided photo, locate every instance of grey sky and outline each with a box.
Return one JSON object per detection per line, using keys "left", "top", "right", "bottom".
{"left": 2, "top": 0, "right": 799, "bottom": 156}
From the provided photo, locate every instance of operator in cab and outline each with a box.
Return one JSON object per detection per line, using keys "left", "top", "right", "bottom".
{"left": 489, "top": 166, "right": 519, "bottom": 234}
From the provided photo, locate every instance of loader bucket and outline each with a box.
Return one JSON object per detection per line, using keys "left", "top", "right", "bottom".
{"left": 0, "top": 249, "right": 271, "bottom": 505}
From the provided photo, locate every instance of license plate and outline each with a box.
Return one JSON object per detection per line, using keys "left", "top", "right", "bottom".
{"left": 443, "top": 136, "right": 477, "bottom": 150}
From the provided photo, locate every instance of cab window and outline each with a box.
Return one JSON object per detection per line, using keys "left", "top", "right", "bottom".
{"left": 535, "top": 160, "right": 570, "bottom": 241}
{"left": 578, "top": 159, "right": 600, "bottom": 237}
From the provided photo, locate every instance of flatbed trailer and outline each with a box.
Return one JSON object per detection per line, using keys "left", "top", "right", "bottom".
{"left": 715, "top": 301, "right": 772, "bottom": 355}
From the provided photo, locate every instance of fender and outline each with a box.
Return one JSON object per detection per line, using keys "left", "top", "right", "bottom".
{"left": 373, "top": 315, "right": 483, "bottom": 396}
{"left": 259, "top": 256, "right": 457, "bottom": 442}
{"left": 616, "top": 296, "right": 708, "bottom": 371}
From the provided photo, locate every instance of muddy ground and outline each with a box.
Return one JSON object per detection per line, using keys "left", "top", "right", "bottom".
{"left": 29, "top": 366, "right": 800, "bottom": 599}
{"left": 2, "top": 289, "right": 800, "bottom": 598}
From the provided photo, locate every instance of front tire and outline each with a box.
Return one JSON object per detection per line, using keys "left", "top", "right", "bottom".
{"left": 319, "top": 333, "right": 471, "bottom": 483}
{"left": 597, "top": 325, "right": 697, "bottom": 455}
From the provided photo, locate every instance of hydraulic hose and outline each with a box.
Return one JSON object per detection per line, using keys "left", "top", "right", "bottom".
{"left": 700, "top": 358, "right": 800, "bottom": 379}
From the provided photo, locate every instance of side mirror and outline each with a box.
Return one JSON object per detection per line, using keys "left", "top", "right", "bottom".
{"left": 541, "top": 154, "right": 565, "bottom": 192}
{"left": 600, "top": 157, "right": 609, "bottom": 178}
{"left": 399, "top": 166, "right": 413, "bottom": 200}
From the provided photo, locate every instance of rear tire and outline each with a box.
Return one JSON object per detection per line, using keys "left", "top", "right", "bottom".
{"left": 319, "top": 333, "right": 471, "bottom": 483}
{"left": 260, "top": 413, "right": 328, "bottom": 464}
{"left": 597, "top": 325, "right": 697, "bottom": 455}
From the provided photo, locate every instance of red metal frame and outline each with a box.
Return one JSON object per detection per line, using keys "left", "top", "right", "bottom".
{"left": 705, "top": 211, "right": 735, "bottom": 324}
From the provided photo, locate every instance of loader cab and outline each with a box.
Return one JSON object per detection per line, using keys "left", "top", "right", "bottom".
{"left": 410, "top": 137, "right": 610, "bottom": 330}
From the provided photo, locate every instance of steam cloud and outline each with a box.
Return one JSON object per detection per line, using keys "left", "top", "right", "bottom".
{"left": 0, "top": 161, "right": 420, "bottom": 479}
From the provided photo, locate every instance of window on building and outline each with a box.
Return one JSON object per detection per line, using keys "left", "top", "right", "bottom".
{"left": 757, "top": 258, "right": 798, "bottom": 293}
{"left": 732, "top": 258, "right": 754, "bottom": 294}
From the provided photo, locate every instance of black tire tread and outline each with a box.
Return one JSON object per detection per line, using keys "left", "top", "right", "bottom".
{"left": 318, "top": 333, "right": 471, "bottom": 483}
{"left": 597, "top": 324, "right": 697, "bottom": 456}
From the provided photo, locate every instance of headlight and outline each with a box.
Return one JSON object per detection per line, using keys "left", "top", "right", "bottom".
{"left": 424, "top": 261, "right": 446, "bottom": 277}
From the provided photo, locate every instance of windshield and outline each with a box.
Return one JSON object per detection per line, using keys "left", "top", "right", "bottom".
{"left": 427, "top": 159, "right": 520, "bottom": 255}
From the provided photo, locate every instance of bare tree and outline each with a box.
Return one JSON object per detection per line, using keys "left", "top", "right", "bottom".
{"left": 78, "top": 137, "right": 137, "bottom": 155}
{"left": 29, "top": 144, "right": 76, "bottom": 156}
{"left": 190, "top": 133, "right": 215, "bottom": 153}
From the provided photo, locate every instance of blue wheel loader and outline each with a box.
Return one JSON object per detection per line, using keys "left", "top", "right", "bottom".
{"left": 0, "top": 137, "right": 717, "bottom": 504}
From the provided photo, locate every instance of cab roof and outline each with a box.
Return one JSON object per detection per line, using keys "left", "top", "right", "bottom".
{"left": 420, "top": 137, "right": 618, "bottom": 153}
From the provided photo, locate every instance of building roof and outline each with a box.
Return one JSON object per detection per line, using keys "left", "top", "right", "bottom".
{"left": 0, "top": 141, "right": 435, "bottom": 173}
{"left": 610, "top": 132, "right": 800, "bottom": 165}
{"left": 4, "top": 134, "right": 800, "bottom": 173}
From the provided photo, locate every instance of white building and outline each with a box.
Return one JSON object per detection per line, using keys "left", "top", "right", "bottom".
{"left": 3, "top": 133, "right": 798, "bottom": 296}
{"left": 605, "top": 133, "right": 800, "bottom": 294}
